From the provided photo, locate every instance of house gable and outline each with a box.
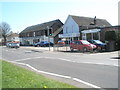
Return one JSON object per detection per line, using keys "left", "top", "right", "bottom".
{"left": 60, "top": 15, "right": 112, "bottom": 40}
{"left": 63, "top": 15, "right": 79, "bottom": 34}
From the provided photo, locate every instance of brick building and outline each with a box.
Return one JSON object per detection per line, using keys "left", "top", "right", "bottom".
{"left": 19, "top": 19, "right": 63, "bottom": 45}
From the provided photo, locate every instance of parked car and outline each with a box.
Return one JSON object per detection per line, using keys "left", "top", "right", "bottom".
{"left": 6, "top": 42, "right": 20, "bottom": 48}
{"left": 87, "top": 40, "right": 106, "bottom": 51}
{"left": 64, "top": 40, "right": 70, "bottom": 44}
{"left": 57, "top": 40, "right": 66, "bottom": 46}
{"left": 34, "top": 41, "right": 54, "bottom": 47}
{"left": 6, "top": 43, "right": 12, "bottom": 47}
{"left": 70, "top": 40, "right": 97, "bottom": 52}
{"left": 33, "top": 42, "right": 41, "bottom": 47}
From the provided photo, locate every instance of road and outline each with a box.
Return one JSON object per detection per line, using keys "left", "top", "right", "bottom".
{"left": 1, "top": 46, "right": 119, "bottom": 89}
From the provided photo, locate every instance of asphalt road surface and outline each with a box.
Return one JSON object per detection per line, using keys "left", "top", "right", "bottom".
{"left": 1, "top": 46, "right": 119, "bottom": 89}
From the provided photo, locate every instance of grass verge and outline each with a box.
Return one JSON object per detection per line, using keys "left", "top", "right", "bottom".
{"left": 2, "top": 60, "right": 76, "bottom": 88}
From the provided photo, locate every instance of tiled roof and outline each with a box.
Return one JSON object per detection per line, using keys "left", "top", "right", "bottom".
{"left": 7, "top": 33, "right": 19, "bottom": 37}
{"left": 71, "top": 15, "right": 111, "bottom": 27}
{"left": 20, "top": 19, "right": 62, "bottom": 33}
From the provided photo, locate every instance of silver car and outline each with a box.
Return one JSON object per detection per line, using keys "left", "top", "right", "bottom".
{"left": 7, "top": 43, "right": 20, "bottom": 48}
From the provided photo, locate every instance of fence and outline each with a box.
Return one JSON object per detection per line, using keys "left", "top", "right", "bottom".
{"left": 53, "top": 44, "right": 70, "bottom": 52}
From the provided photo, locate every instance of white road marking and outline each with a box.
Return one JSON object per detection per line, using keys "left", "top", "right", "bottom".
{"left": 15, "top": 57, "right": 43, "bottom": 62}
{"left": 58, "top": 58, "right": 76, "bottom": 63}
{"left": 14, "top": 57, "right": 118, "bottom": 67}
{"left": 9, "top": 60, "right": 102, "bottom": 89}
{"left": 15, "top": 58, "right": 32, "bottom": 61}
{"left": 73, "top": 78, "right": 101, "bottom": 88}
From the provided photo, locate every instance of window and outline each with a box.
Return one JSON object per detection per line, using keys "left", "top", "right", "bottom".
{"left": 45, "top": 30, "right": 48, "bottom": 36}
{"left": 75, "top": 41, "right": 81, "bottom": 44}
{"left": 72, "top": 41, "right": 75, "bottom": 44}
{"left": 81, "top": 40, "right": 90, "bottom": 44}
{"left": 94, "top": 40, "right": 103, "bottom": 44}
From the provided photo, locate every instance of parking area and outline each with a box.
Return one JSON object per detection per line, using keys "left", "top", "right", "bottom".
{"left": 19, "top": 45, "right": 119, "bottom": 54}
{"left": 19, "top": 45, "right": 119, "bottom": 56}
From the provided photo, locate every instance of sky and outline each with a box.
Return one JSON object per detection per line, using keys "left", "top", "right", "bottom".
{"left": 1, "top": 0, "right": 119, "bottom": 33}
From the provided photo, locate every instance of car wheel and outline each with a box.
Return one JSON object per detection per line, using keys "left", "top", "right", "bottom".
{"left": 96, "top": 46, "right": 102, "bottom": 52}
{"left": 37, "top": 45, "right": 40, "bottom": 47}
{"left": 43, "top": 44, "right": 46, "bottom": 47}
{"left": 51, "top": 44, "right": 53, "bottom": 47}
{"left": 83, "top": 47, "right": 88, "bottom": 53}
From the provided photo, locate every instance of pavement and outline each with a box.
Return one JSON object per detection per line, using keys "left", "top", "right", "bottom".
{"left": 21, "top": 46, "right": 71, "bottom": 52}
{"left": 21, "top": 46, "right": 119, "bottom": 56}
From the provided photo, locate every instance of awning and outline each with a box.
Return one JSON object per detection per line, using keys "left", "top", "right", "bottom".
{"left": 59, "top": 33, "right": 80, "bottom": 38}
{"left": 81, "top": 29, "right": 101, "bottom": 34}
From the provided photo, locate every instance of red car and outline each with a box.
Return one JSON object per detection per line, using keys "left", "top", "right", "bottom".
{"left": 70, "top": 40, "right": 97, "bottom": 52}
{"left": 57, "top": 40, "right": 66, "bottom": 46}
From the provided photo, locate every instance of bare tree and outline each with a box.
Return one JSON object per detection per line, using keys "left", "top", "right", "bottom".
{"left": 0, "top": 22, "right": 11, "bottom": 44}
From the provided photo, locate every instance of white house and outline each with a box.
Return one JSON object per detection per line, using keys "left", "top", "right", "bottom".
{"left": 59, "top": 15, "right": 80, "bottom": 41}
{"left": 6, "top": 33, "right": 20, "bottom": 43}
{"left": 59, "top": 15, "right": 111, "bottom": 41}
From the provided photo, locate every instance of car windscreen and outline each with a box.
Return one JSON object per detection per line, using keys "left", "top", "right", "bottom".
{"left": 12, "top": 43, "right": 19, "bottom": 45}
{"left": 58, "top": 41, "right": 63, "bottom": 42}
{"left": 37, "top": 42, "right": 41, "bottom": 44}
{"left": 81, "top": 40, "right": 90, "bottom": 44}
{"left": 94, "top": 40, "right": 103, "bottom": 44}
{"left": 44, "top": 41, "right": 49, "bottom": 43}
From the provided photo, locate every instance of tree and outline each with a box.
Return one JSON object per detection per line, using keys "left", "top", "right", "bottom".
{"left": 0, "top": 22, "right": 11, "bottom": 44}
